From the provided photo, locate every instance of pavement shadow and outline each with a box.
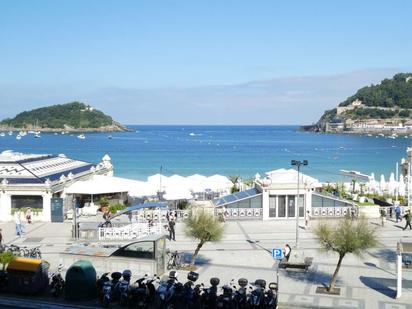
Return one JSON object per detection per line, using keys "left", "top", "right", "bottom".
{"left": 282, "top": 268, "right": 338, "bottom": 288}
{"left": 368, "top": 248, "right": 396, "bottom": 264}
{"left": 181, "top": 252, "right": 211, "bottom": 265}
{"left": 359, "top": 276, "right": 396, "bottom": 298}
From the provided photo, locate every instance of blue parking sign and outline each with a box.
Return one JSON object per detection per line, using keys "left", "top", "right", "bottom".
{"left": 272, "top": 248, "right": 283, "bottom": 260}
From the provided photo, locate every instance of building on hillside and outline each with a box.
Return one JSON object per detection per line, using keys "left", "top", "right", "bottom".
{"left": 0, "top": 150, "right": 113, "bottom": 222}
{"left": 213, "top": 168, "right": 354, "bottom": 220}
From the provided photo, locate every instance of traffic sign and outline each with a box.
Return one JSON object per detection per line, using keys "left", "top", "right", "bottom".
{"left": 272, "top": 248, "right": 283, "bottom": 260}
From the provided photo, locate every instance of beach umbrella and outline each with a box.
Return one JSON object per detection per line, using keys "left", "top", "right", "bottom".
{"left": 388, "top": 173, "right": 397, "bottom": 195}
{"left": 163, "top": 186, "right": 193, "bottom": 200}
{"left": 147, "top": 173, "right": 169, "bottom": 192}
{"left": 380, "top": 174, "right": 386, "bottom": 193}
{"left": 399, "top": 176, "right": 406, "bottom": 197}
{"left": 255, "top": 173, "right": 261, "bottom": 181}
{"left": 367, "top": 173, "right": 378, "bottom": 193}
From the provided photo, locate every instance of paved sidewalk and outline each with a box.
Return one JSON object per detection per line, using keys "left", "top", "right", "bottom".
{"left": 2, "top": 217, "right": 412, "bottom": 308}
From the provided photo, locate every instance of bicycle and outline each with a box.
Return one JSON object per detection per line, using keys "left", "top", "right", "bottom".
{"left": 167, "top": 250, "right": 183, "bottom": 270}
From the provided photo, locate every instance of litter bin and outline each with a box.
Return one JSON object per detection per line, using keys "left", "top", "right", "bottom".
{"left": 7, "top": 257, "right": 49, "bottom": 294}
{"left": 65, "top": 260, "right": 97, "bottom": 301}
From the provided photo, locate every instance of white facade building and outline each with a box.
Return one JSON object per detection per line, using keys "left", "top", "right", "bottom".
{"left": 0, "top": 150, "right": 113, "bottom": 222}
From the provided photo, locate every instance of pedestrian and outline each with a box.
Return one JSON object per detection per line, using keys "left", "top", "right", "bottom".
{"left": 0, "top": 228, "right": 3, "bottom": 251}
{"left": 25, "top": 207, "right": 32, "bottom": 224}
{"left": 395, "top": 206, "right": 402, "bottom": 223}
{"left": 403, "top": 211, "right": 412, "bottom": 230}
{"left": 168, "top": 218, "right": 176, "bottom": 241}
{"left": 305, "top": 210, "right": 310, "bottom": 228}
{"left": 283, "top": 244, "right": 292, "bottom": 262}
{"left": 14, "top": 210, "right": 23, "bottom": 237}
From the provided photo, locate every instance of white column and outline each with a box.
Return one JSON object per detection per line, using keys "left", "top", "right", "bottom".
{"left": 262, "top": 190, "right": 270, "bottom": 220}
{"left": 0, "top": 193, "right": 12, "bottom": 221}
{"left": 396, "top": 252, "right": 402, "bottom": 298}
{"left": 42, "top": 193, "right": 52, "bottom": 222}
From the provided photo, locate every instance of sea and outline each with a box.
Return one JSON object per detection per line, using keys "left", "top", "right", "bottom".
{"left": 1, "top": 125, "right": 411, "bottom": 182}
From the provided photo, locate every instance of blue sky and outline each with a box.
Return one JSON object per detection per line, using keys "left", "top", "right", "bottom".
{"left": 0, "top": 1, "right": 411, "bottom": 124}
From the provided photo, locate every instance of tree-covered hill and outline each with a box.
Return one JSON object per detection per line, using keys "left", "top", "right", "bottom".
{"left": 0, "top": 102, "right": 127, "bottom": 131}
{"left": 339, "top": 73, "right": 412, "bottom": 108}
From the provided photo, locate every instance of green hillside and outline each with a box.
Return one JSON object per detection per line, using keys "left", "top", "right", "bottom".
{"left": 0, "top": 102, "right": 119, "bottom": 129}
{"left": 339, "top": 73, "right": 412, "bottom": 108}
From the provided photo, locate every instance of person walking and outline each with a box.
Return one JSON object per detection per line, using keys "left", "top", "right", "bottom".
{"left": 283, "top": 244, "right": 292, "bottom": 262}
{"left": 168, "top": 218, "right": 176, "bottom": 241}
{"left": 25, "top": 207, "right": 32, "bottom": 224}
{"left": 0, "top": 228, "right": 3, "bottom": 251}
{"left": 14, "top": 211, "right": 23, "bottom": 237}
{"left": 403, "top": 211, "right": 412, "bottom": 230}
{"left": 395, "top": 205, "right": 402, "bottom": 223}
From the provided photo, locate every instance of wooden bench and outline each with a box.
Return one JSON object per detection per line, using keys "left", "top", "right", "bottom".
{"left": 279, "top": 256, "right": 313, "bottom": 271}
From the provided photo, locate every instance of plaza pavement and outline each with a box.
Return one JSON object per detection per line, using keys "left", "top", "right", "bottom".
{"left": 1, "top": 216, "right": 412, "bottom": 308}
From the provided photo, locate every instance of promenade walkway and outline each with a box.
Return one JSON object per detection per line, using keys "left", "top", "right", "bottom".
{"left": 1, "top": 216, "right": 412, "bottom": 308}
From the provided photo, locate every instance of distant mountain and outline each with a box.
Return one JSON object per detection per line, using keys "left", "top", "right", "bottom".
{"left": 0, "top": 102, "right": 128, "bottom": 132}
{"left": 306, "top": 73, "right": 412, "bottom": 132}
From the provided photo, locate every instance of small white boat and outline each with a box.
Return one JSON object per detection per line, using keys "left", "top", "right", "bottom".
{"left": 28, "top": 130, "right": 35, "bottom": 134}
{"left": 0, "top": 132, "right": 5, "bottom": 137}
{"left": 77, "top": 134, "right": 86, "bottom": 140}
{"left": 8, "top": 131, "right": 13, "bottom": 136}
{"left": 34, "top": 132, "right": 41, "bottom": 138}
{"left": 108, "top": 135, "right": 112, "bottom": 139}
{"left": 366, "top": 134, "right": 372, "bottom": 137}
{"left": 54, "top": 132, "right": 58, "bottom": 135}
{"left": 16, "top": 134, "right": 21, "bottom": 140}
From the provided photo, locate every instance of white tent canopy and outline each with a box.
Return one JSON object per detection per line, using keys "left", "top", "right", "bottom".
{"left": 265, "top": 168, "right": 322, "bottom": 187}
{"left": 65, "top": 175, "right": 157, "bottom": 197}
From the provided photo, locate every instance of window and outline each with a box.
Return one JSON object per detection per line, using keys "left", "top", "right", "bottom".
{"left": 287, "top": 195, "right": 295, "bottom": 218}
{"left": 269, "top": 195, "right": 276, "bottom": 217}
{"left": 278, "top": 195, "right": 286, "bottom": 217}
{"left": 11, "top": 195, "right": 43, "bottom": 209}
{"left": 113, "top": 241, "right": 154, "bottom": 259}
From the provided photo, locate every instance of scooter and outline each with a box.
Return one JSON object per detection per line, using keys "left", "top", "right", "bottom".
{"left": 49, "top": 272, "right": 65, "bottom": 297}
{"left": 182, "top": 271, "right": 200, "bottom": 309}
{"left": 217, "top": 280, "right": 235, "bottom": 309}
{"left": 157, "top": 271, "right": 178, "bottom": 308}
{"left": 201, "top": 277, "right": 220, "bottom": 309}
{"left": 97, "top": 273, "right": 112, "bottom": 308}
{"left": 248, "top": 279, "right": 266, "bottom": 308}
{"left": 118, "top": 270, "right": 132, "bottom": 306}
{"left": 110, "top": 272, "right": 122, "bottom": 301}
{"left": 232, "top": 278, "right": 250, "bottom": 309}
{"left": 264, "top": 282, "right": 278, "bottom": 309}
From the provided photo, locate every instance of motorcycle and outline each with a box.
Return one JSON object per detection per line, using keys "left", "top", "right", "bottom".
{"left": 182, "top": 271, "right": 200, "bottom": 309}
{"left": 110, "top": 272, "right": 122, "bottom": 301}
{"left": 128, "top": 274, "right": 159, "bottom": 308}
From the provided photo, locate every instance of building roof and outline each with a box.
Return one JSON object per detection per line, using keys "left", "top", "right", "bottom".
{"left": 0, "top": 150, "right": 95, "bottom": 184}
{"left": 213, "top": 188, "right": 262, "bottom": 207}
{"left": 264, "top": 168, "right": 321, "bottom": 187}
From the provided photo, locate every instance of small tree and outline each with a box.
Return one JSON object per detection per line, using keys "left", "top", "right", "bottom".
{"left": 0, "top": 251, "right": 15, "bottom": 271}
{"left": 185, "top": 211, "right": 224, "bottom": 266}
{"left": 314, "top": 217, "right": 377, "bottom": 292}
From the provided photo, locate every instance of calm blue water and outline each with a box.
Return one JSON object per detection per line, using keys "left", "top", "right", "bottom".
{"left": 0, "top": 125, "right": 410, "bottom": 182}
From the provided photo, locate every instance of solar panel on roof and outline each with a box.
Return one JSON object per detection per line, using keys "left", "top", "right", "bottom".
{"left": 223, "top": 195, "right": 238, "bottom": 203}
{"left": 234, "top": 191, "right": 248, "bottom": 199}
{"left": 212, "top": 187, "right": 262, "bottom": 207}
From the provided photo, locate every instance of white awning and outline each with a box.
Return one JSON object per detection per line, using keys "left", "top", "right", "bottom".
{"left": 65, "top": 175, "right": 157, "bottom": 196}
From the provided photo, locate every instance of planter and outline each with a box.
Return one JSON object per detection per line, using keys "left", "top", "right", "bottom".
{"left": 358, "top": 205, "right": 380, "bottom": 218}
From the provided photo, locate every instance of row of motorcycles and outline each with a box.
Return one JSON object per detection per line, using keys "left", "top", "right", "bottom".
{"left": 96, "top": 270, "right": 278, "bottom": 309}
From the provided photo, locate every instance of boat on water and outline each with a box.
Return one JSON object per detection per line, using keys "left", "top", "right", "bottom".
{"left": 28, "top": 130, "right": 35, "bottom": 134}
{"left": 0, "top": 132, "right": 5, "bottom": 137}
{"left": 19, "top": 131, "right": 27, "bottom": 136}
{"left": 77, "top": 134, "right": 86, "bottom": 140}
{"left": 34, "top": 132, "right": 41, "bottom": 138}
{"left": 8, "top": 131, "right": 13, "bottom": 136}
{"left": 366, "top": 134, "right": 372, "bottom": 137}
{"left": 108, "top": 135, "right": 112, "bottom": 139}
{"left": 378, "top": 133, "right": 385, "bottom": 137}
{"left": 16, "top": 134, "right": 21, "bottom": 140}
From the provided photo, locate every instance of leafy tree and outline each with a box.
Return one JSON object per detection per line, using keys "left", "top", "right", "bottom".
{"left": 229, "top": 175, "right": 240, "bottom": 193}
{"left": 0, "top": 251, "right": 15, "bottom": 271}
{"left": 314, "top": 217, "right": 378, "bottom": 292}
{"left": 185, "top": 212, "right": 224, "bottom": 266}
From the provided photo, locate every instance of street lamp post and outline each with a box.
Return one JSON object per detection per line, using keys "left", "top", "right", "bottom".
{"left": 291, "top": 159, "right": 308, "bottom": 248}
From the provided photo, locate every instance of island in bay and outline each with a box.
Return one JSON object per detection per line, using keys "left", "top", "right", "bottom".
{"left": 0, "top": 102, "right": 128, "bottom": 132}
{"left": 302, "top": 73, "right": 412, "bottom": 135}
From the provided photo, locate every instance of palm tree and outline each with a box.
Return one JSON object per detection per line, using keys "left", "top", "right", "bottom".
{"left": 314, "top": 216, "right": 377, "bottom": 292}
{"left": 185, "top": 211, "right": 224, "bottom": 266}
